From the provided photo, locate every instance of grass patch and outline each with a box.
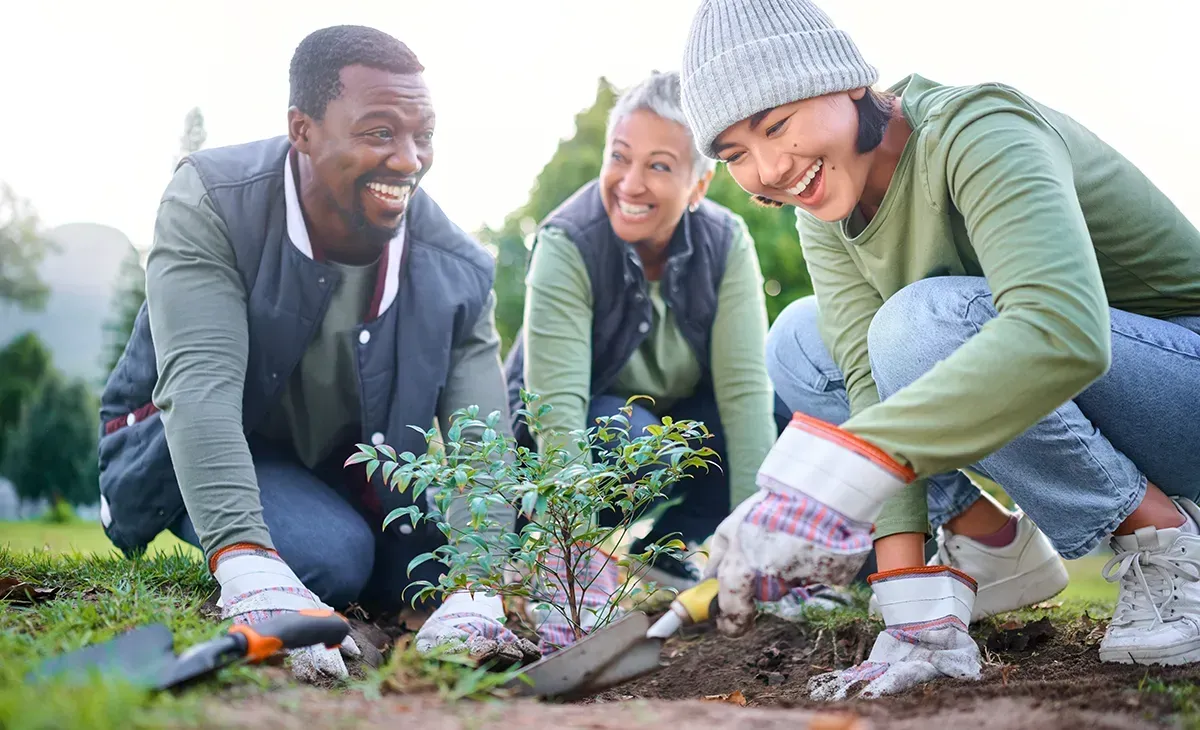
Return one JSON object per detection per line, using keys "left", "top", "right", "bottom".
{"left": 1, "top": 520, "right": 198, "bottom": 557}
{"left": 1139, "top": 677, "right": 1200, "bottom": 730}
{"left": 0, "top": 525, "right": 1124, "bottom": 730}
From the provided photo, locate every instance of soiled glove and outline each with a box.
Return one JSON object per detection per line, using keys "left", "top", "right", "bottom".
{"left": 808, "top": 566, "right": 982, "bottom": 700}
{"left": 213, "top": 544, "right": 361, "bottom": 684}
{"left": 706, "top": 412, "right": 915, "bottom": 636}
{"left": 415, "top": 591, "right": 541, "bottom": 667}
{"left": 525, "top": 544, "right": 622, "bottom": 654}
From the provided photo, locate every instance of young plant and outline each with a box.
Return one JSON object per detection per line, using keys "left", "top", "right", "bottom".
{"left": 346, "top": 391, "right": 720, "bottom": 644}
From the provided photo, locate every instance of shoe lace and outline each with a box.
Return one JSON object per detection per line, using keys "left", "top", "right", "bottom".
{"left": 1102, "top": 541, "right": 1200, "bottom": 626}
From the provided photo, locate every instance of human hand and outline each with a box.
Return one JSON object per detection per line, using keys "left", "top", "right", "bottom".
{"left": 705, "top": 413, "right": 914, "bottom": 636}
{"left": 213, "top": 544, "right": 361, "bottom": 683}
{"left": 524, "top": 544, "right": 622, "bottom": 653}
{"left": 415, "top": 590, "right": 541, "bottom": 667}
{"left": 807, "top": 566, "right": 981, "bottom": 700}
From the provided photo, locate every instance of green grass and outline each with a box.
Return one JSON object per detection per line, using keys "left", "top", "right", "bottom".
{"left": 0, "top": 522, "right": 1125, "bottom": 730}
{"left": 0, "top": 548, "right": 220, "bottom": 730}
{"left": 1, "top": 520, "right": 198, "bottom": 557}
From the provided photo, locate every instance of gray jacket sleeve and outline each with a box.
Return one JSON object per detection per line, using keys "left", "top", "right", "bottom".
{"left": 147, "top": 163, "right": 271, "bottom": 564}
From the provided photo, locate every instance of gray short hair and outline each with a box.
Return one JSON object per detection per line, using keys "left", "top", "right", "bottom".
{"left": 607, "top": 70, "right": 717, "bottom": 182}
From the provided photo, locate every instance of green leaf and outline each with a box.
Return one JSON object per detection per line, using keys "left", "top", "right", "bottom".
{"left": 407, "top": 552, "right": 438, "bottom": 576}
{"left": 366, "top": 460, "right": 380, "bottom": 481}
{"left": 382, "top": 461, "right": 399, "bottom": 483}
{"left": 378, "top": 444, "right": 398, "bottom": 461}
{"left": 343, "top": 451, "right": 375, "bottom": 467}
{"left": 400, "top": 451, "right": 417, "bottom": 463}
{"left": 357, "top": 444, "right": 379, "bottom": 458}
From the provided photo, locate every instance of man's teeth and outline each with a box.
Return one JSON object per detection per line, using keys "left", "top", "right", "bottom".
{"left": 367, "top": 182, "right": 410, "bottom": 200}
{"left": 786, "top": 158, "right": 824, "bottom": 196}
{"left": 619, "top": 201, "right": 652, "bottom": 216}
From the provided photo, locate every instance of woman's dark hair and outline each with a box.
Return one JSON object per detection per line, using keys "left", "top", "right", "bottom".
{"left": 854, "top": 87, "right": 894, "bottom": 153}
{"left": 748, "top": 87, "right": 895, "bottom": 208}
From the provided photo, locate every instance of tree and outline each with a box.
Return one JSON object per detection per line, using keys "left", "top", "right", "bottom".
{"left": 101, "top": 107, "right": 206, "bottom": 378}
{"left": 484, "top": 77, "right": 813, "bottom": 350}
{"left": 0, "top": 184, "right": 59, "bottom": 311}
{"left": 3, "top": 371, "right": 100, "bottom": 507}
{"left": 0, "top": 332, "right": 53, "bottom": 462}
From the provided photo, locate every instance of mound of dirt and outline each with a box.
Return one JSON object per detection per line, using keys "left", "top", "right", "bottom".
{"left": 583, "top": 611, "right": 1199, "bottom": 728}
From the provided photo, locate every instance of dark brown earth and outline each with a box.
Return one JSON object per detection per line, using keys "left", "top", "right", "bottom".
{"left": 585, "top": 611, "right": 1200, "bottom": 728}
{"left": 196, "top": 608, "right": 1199, "bottom": 729}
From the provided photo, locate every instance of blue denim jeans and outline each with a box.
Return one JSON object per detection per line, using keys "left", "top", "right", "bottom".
{"left": 766, "top": 276, "right": 1200, "bottom": 559}
{"left": 172, "top": 436, "right": 446, "bottom": 611}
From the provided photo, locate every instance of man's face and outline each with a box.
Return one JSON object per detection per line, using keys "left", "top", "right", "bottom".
{"left": 292, "top": 65, "right": 434, "bottom": 250}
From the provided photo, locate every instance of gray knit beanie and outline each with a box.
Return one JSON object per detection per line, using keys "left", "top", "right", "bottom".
{"left": 681, "top": 0, "right": 878, "bottom": 158}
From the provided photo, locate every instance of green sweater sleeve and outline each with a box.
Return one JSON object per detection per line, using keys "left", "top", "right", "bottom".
{"left": 146, "top": 163, "right": 271, "bottom": 562}
{"left": 797, "top": 217, "right": 886, "bottom": 418}
{"left": 709, "top": 217, "right": 778, "bottom": 505}
{"left": 798, "top": 215, "right": 929, "bottom": 538}
{"left": 842, "top": 110, "right": 1112, "bottom": 478}
{"left": 522, "top": 227, "right": 594, "bottom": 459}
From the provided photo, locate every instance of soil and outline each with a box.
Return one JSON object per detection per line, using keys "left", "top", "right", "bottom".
{"left": 196, "top": 608, "right": 1200, "bottom": 729}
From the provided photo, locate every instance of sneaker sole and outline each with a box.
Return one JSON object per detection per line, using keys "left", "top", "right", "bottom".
{"left": 1100, "top": 639, "right": 1200, "bottom": 665}
{"left": 972, "top": 555, "right": 1070, "bottom": 619}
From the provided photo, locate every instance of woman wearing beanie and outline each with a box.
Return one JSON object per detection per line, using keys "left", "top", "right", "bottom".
{"left": 505, "top": 71, "right": 848, "bottom": 616}
{"left": 680, "top": 0, "right": 1200, "bottom": 700}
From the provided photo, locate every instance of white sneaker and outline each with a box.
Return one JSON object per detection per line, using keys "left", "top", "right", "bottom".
{"left": 870, "top": 510, "right": 1068, "bottom": 622}
{"left": 1099, "top": 498, "right": 1200, "bottom": 666}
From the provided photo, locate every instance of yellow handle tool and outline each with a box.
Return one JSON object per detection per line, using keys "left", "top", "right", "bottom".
{"left": 646, "top": 577, "right": 720, "bottom": 639}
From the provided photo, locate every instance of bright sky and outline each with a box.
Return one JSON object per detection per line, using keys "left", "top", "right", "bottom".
{"left": 2, "top": 0, "right": 1197, "bottom": 254}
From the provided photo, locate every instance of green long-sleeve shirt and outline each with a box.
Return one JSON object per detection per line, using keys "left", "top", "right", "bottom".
{"left": 522, "top": 216, "right": 778, "bottom": 506}
{"left": 800, "top": 74, "right": 1200, "bottom": 537}
{"left": 146, "top": 162, "right": 513, "bottom": 562}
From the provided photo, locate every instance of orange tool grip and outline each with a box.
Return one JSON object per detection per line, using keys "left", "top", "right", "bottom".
{"left": 229, "top": 610, "right": 352, "bottom": 663}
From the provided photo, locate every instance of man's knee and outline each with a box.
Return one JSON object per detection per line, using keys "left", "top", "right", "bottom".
{"left": 291, "top": 522, "right": 374, "bottom": 608}
{"left": 867, "top": 276, "right": 994, "bottom": 398}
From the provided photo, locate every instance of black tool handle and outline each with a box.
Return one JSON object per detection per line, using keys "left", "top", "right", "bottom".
{"left": 228, "top": 609, "right": 351, "bottom": 662}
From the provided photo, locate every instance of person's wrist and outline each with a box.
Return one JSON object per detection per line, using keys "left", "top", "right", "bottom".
{"left": 757, "top": 412, "right": 915, "bottom": 524}
{"left": 867, "top": 566, "right": 977, "bottom": 627}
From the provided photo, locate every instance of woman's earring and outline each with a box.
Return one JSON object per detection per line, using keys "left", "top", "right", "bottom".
{"left": 688, "top": 201, "right": 699, "bottom": 213}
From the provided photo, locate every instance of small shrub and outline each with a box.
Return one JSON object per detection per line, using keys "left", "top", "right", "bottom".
{"left": 346, "top": 391, "right": 720, "bottom": 643}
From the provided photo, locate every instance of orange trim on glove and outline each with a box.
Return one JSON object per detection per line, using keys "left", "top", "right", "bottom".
{"left": 208, "top": 542, "right": 280, "bottom": 574}
{"left": 788, "top": 412, "right": 917, "bottom": 483}
{"left": 866, "top": 564, "right": 978, "bottom": 590}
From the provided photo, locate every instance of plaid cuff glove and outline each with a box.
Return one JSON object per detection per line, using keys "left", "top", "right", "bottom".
{"left": 706, "top": 413, "right": 914, "bottom": 636}
{"left": 213, "top": 544, "right": 361, "bottom": 683}
{"left": 525, "top": 544, "right": 622, "bottom": 654}
{"left": 416, "top": 591, "right": 541, "bottom": 667}
{"left": 808, "top": 566, "right": 982, "bottom": 700}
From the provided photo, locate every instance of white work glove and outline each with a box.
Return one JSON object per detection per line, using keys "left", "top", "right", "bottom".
{"left": 415, "top": 591, "right": 541, "bottom": 667}
{"left": 213, "top": 545, "right": 362, "bottom": 684}
{"left": 808, "top": 566, "right": 982, "bottom": 700}
{"left": 706, "top": 412, "right": 914, "bottom": 636}
{"left": 524, "top": 544, "right": 623, "bottom": 654}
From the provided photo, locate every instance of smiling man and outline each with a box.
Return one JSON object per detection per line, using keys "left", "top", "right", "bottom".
{"left": 96, "top": 25, "right": 539, "bottom": 683}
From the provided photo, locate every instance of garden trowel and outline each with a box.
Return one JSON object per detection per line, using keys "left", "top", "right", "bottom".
{"left": 509, "top": 578, "right": 720, "bottom": 699}
{"left": 29, "top": 609, "right": 352, "bottom": 691}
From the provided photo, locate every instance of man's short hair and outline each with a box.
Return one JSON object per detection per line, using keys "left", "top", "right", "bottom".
{"left": 289, "top": 25, "right": 424, "bottom": 120}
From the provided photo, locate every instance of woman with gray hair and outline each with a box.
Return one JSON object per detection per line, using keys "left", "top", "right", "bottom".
{"left": 505, "top": 71, "right": 824, "bottom": 633}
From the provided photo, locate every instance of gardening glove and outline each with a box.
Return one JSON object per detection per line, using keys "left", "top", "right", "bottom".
{"left": 415, "top": 590, "right": 541, "bottom": 668}
{"left": 213, "top": 544, "right": 362, "bottom": 684}
{"left": 525, "top": 544, "right": 622, "bottom": 654}
{"left": 808, "top": 566, "right": 982, "bottom": 700}
{"left": 706, "top": 412, "right": 915, "bottom": 636}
